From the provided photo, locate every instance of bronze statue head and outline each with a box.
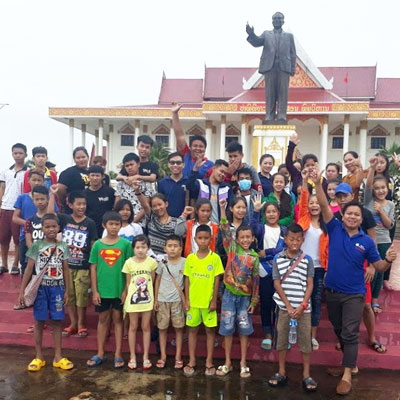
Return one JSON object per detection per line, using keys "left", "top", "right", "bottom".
{"left": 272, "top": 12, "right": 284, "bottom": 29}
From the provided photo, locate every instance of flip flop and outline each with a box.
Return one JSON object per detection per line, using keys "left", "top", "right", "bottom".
{"left": 28, "top": 358, "right": 46, "bottom": 372}
{"left": 268, "top": 373, "right": 288, "bottom": 387}
{"left": 302, "top": 376, "right": 318, "bottom": 392}
{"left": 114, "top": 357, "right": 125, "bottom": 369}
{"left": 143, "top": 359, "right": 152, "bottom": 370}
{"left": 62, "top": 327, "right": 77, "bottom": 337}
{"left": 174, "top": 360, "right": 184, "bottom": 369}
{"left": 205, "top": 365, "right": 216, "bottom": 376}
{"left": 261, "top": 338, "right": 272, "bottom": 350}
{"left": 369, "top": 341, "right": 387, "bottom": 353}
{"left": 216, "top": 365, "right": 233, "bottom": 376}
{"left": 76, "top": 328, "right": 88, "bottom": 338}
{"left": 128, "top": 359, "right": 137, "bottom": 370}
{"left": 183, "top": 364, "right": 196, "bottom": 377}
{"left": 371, "top": 303, "right": 383, "bottom": 314}
{"left": 240, "top": 366, "right": 251, "bottom": 378}
{"left": 156, "top": 359, "right": 166, "bottom": 369}
{"left": 13, "top": 303, "right": 27, "bottom": 310}
{"left": 87, "top": 355, "right": 107, "bottom": 367}
{"left": 53, "top": 357, "right": 74, "bottom": 370}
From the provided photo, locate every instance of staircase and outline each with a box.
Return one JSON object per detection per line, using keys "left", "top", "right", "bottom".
{"left": 1, "top": 247, "right": 400, "bottom": 370}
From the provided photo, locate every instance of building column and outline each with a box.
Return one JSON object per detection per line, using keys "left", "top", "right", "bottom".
{"left": 219, "top": 115, "right": 226, "bottom": 159}
{"left": 108, "top": 124, "right": 114, "bottom": 172}
{"left": 134, "top": 120, "right": 140, "bottom": 148}
{"left": 343, "top": 114, "right": 350, "bottom": 156}
{"left": 69, "top": 119, "right": 74, "bottom": 163}
{"left": 95, "top": 129, "right": 99, "bottom": 156}
{"left": 359, "top": 120, "right": 368, "bottom": 167}
{"left": 97, "top": 119, "right": 104, "bottom": 156}
{"left": 320, "top": 116, "right": 329, "bottom": 168}
{"left": 169, "top": 121, "right": 176, "bottom": 151}
{"left": 81, "top": 124, "right": 86, "bottom": 148}
{"left": 240, "top": 116, "right": 247, "bottom": 161}
{"left": 205, "top": 120, "right": 213, "bottom": 160}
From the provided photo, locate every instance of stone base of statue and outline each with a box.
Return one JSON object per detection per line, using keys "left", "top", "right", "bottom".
{"left": 251, "top": 124, "right": 296, "bottom": 172}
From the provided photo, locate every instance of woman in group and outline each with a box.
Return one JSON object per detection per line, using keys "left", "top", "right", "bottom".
{"left": 57, "top": 146, "right": 89, "bottom": 212}
{"left": 342, "top": 151, "right": 364, "bottom": 202}
{"left": 262, "top": 173, "right": 294, "bottom": 226}
{"left": 258, "top": 154, "right": 275, "bottom": 197}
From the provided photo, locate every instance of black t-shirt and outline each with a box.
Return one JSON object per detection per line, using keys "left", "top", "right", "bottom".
{"left": 334, "top": 207, "right": 377, "bottom": 235}
{"left": 59, "top": 166, "right": 89, "bottom": 213}
{"left": 84, "top": 185, "right": 115, "bottom": 236}
{"left": 25, "top": 214, "right": 44, "bottom": 243}
{"left": 58, "top": 214, "right": 98, "bottom": 270}
{"left": 102, "top": 174, "right": 110, "bottom": 187}
{"left": 120, "top": 160, "right": 159, "bottom": 178}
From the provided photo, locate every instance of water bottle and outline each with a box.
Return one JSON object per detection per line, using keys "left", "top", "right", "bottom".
{"left": 288, "top": 318, "right": 298, "bottom": 344}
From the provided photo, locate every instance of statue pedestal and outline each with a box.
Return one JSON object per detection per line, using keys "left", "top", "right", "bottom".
{"left": 251, "top": 125, "right": 296, "bottom": 172}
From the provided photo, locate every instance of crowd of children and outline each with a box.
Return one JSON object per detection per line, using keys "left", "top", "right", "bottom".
{"left": 2, "top": 106, "right": 400, "bottom": 396}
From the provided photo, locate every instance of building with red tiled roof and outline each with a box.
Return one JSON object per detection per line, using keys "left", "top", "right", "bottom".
{"left": 49, "top": 45, "right": 400, "bottom": 172}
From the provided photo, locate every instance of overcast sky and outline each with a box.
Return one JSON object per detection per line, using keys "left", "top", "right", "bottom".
{"left": 1, "top": 0, "right": 399, "bottom": 171}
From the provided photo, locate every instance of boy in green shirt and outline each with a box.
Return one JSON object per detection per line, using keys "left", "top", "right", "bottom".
{"left": 87, "top": 211, "right": 132, "bottom": 369}
{"left": 183, "top": 224, "right": 224, "bottom": 377}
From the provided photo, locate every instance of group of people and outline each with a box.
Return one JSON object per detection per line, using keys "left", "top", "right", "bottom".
{"left": 1, "top": 104, "right": 399, "bottom": 396}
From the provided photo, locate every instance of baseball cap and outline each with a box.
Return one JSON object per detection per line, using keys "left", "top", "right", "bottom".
{"left": 335, "top": 183, "right": 353, "bottom": 195}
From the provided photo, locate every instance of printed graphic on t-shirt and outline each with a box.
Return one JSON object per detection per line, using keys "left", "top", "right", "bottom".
{"left": 31, "top": 220, "right": 44, "bottom": 242}
{"left": 99, "top": 248, "right": 122, "bottom": 266}
{"left": 80, "top": 173, "right": 89, "bottom": 185}
{"left": 130, "top": 276, "right": 151, "bottom": 304}
{"left": 38, "top": 246, "right": 64, "bottom": 282}
{"left": 62, "top": 226, "right": 90, "bottom": 267}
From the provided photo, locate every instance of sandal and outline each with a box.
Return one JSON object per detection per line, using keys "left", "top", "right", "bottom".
{"left": 369, "top": 341, "right": 387, "bottom": 353}
{"left": 174, "top": 360, "right": 184, "bottom": 369}
{"left": 335, "top": 342, "right": 342, "bottom": 351}
{"left": 10, "top": 266, "right": 20, "bottom": 275}
{"left": 205, "top": 365, "right": 216, "bottom": 376}
{"left": 77, "top": 328, "right": 88, "bottom": 338}
{"left": 268, "top": 373, "right": 288, "bottom": 387}
{"left": 143, "top": 359, "right": 152, "bottom": 370}
{"left": 261, "top": 338, "right": 272, "bottom": 350}
{"left": 156, "top": 359, "right": 166, "bottom": 369}
{"left": 53, "top": 357, "right": 74, "bottom": 370}
{"left": 240, "top": 366, "right": 251, "bottom": 378}
{"left": 87, "top": 355, "right": 107, "bottom": 367}
{"left": 28, "top": 358, "right": 46, "bottom": 372}
{"left": 128, "top": 359, "right": 137, "bottom": 370}
{"left": 183, "top": 364, "right": 196, "bottom": 377}
{"left": 312, "top": 338, "right": 319, "bottom": 350}
{"left": 371, "top": 303, "right": 383, "bottom": 314}
{"left": 216, "top": 364, "right": 233, "bottom": 376}
{"left": 13, "top": 303, "right": 26, "bottom": 310}
{"left": 114, "top": 357, "right": 125, "bottom": 369}
{"left": 302, "top": 376, "right": 318, "bottom": 392}
{"left": 62, "top": 327, "right": 77, "bottom": 337}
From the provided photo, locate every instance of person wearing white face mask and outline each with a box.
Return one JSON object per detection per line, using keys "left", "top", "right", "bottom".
{"left": 235, "top": 168, "right": 258, "bottom": 224}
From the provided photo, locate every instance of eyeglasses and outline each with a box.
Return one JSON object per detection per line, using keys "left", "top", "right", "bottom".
{"left": 169, "top": 161, "right": 183, "bottom": 165}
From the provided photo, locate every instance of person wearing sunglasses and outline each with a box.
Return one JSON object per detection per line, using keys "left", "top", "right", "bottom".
{"left": 158, "top": 152, "right": 187, "bottom": 218}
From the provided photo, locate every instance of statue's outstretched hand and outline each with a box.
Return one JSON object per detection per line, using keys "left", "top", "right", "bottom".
{"left": 246, "top": 23, "right": 254, "bottom": 36}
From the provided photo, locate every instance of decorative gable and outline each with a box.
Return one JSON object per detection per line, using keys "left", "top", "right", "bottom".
{"left": 118, "top": 123, "right": 135, "bottom": 134}
{"left": 152, "top": 123, "right": 170, "bottom": 135}
{"left": 226, "top": 124, "right": 240, "bottom": 136}
{"left": 187, "top": 124, "right": 205, "bottom": 136}
{"left": 368, "top": 124, "right": 389, "bottom": 136}
{"left": 329, "top": 125, "right": 344, "bottom": 136}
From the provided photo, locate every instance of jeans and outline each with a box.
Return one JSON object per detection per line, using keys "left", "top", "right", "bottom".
{"left": 259, "top": 275, "right": 275, "bottom": 335}
{"left": 371, "top": 243, "right": 391, "bottom": 299}
{"left": 19, "top": 238, "right": 28, "bottom": 274}
{"left": 311, "top": 268, "right": 325, "bottom": 327}
{"left": 325, "top": 289, "right": 365, "bottom": 368}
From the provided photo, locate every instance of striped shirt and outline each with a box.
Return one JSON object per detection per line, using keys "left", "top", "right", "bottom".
{"left": 272, "top": 250, "right": 314, "bottom": 313}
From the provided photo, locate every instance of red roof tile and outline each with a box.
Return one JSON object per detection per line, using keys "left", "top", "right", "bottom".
{"left": 371, "top": 78, "right": 400, "bottom": 104}
{"left": 204, "top": 67, "right": 257, "bottom": 100}
{"left": 158, "top": 79, "right": 203, "bottom": 104}
{"left": 231, "top": 88, "right": 343, "bottom": 103}
{"left": 319, "top": 66, "right": 376, "bottom": 99}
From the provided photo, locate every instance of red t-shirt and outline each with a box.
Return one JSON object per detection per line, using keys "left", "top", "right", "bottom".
{"left": 23, "top": 168, "right": 57, "bottom": 193}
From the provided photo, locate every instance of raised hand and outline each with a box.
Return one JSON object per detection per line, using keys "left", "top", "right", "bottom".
{"left": 369, "top": 156, "right": 378, "bottom": 169}
{"left": 392, "top": 153, "right": 400, "bottom": 168}
{"left": 301, "top": 168, "right": 309, "bottom": 181}
{"left": 183, "top": 206, "right": 194, "bottom": 216}
{"left": 193, "top": 155, "right": 205, "bottom": 172}
{"left": 252, "top": 193, "right": 263, "bottom": 212}
{"left": 50, "top": 184, "right": 59, "bottom": 195}
{"left": 171, "top": 103, "right": 182, "bottom": 114}
{"left": 289, "top": 132, "right": 300, "bottom": 146}
{"left": 309, "top": 167, "right": 323, "bottom": 184}
{"left": 246, "top": 23, "right": 254, "bottom": 36}
{"left": 219, "top": 198, "right": 227, "bottom": 209}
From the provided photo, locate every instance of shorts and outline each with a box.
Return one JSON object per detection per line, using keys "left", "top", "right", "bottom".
{"left": 157, "top": 301, "right": 185, "bottom": 330}
{"left": 219, "top": 290, "right": 254, "bottom": 336}
{"left": 33, "top": 285, "right": 65, "bottom": 321}
{"left": 364, "top": 282, "right": 371, "bottom": 304}
{"left": 95, "top": 298, "right": 123, "bottom": 313}
{"left": 186, "top": 307, "right": 217, "bottom": 328}
{"left": 67, "top": 269, "right": 90, "bottom": 307}
{"left": 276, "top": 309, "right": 312, "bottom": 353}
{"left": 0, "top": 209, "right": 20, "bottom": 246}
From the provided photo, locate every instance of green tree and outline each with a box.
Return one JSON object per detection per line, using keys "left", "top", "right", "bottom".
{"left": 149, "top": 141, "right": 170, "bottom": 178}
{"left": 379, "top": 142, "right": 400, "bottom": 176}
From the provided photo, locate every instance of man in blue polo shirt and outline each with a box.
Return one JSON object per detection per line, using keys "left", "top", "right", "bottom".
{"left": 158, "top": 152, "right": 187, "bottom": 218}
{"left": 171, "top": 104, "right": 214, "bottom": 178}
{"left": 312, "top": 169, "right": 396, "bottom": 396}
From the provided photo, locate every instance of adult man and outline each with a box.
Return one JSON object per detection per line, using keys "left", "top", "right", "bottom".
{"left": 158, "top": 152, "right": 188, "bottom": 218}
{"left": 246, "top": 12, "right": 296, "bottom": 123}
{"left": 313, "top": 175, "right": 395, "bottom": 396}
{"left": 187, "top": 158, "right": 232, "bottom": 224}
{"left": 171, "top": 104, "right": 214, "bottom": 178}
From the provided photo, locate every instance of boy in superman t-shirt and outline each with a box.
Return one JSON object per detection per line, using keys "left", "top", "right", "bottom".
{"left": 87, "top": 211, "right": 132, "bottom": 368}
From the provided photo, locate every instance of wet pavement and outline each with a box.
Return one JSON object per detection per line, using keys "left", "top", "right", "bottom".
{"left": 0, "top": 346, "right": 399, "bottom": 400}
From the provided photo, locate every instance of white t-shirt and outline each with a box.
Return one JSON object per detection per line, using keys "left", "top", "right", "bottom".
{"left": 191, "top": 221, "right": 212, "bottom": 254}
{"left": 301, "top": 224, "right": 322, "bottom": 268}
{"left": 0, "top": 167, "right": 25, "bottom": 210}
{"left": 102, "top": 222, "right": 143, "bottom": 242}
{"left": 263, "top": 225, "right": 281, "bottom": 250}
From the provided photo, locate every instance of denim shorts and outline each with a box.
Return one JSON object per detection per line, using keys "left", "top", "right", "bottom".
{"left": 33, "top": 285, "right": 65, "bottom": 322}
{"left": 219, "top": 289, "right": 254, "bottom": 336}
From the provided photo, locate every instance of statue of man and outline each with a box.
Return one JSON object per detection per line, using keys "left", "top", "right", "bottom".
{"left": 246, "top": 12, "right": 296, "bottom": 124}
